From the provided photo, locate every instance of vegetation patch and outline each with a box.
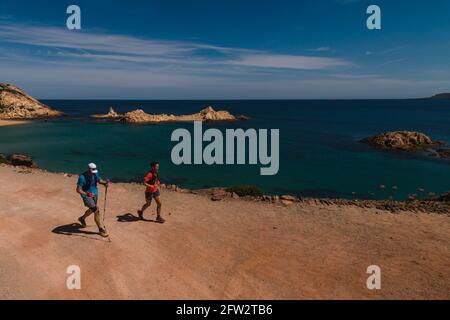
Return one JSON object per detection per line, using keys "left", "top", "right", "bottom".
{"left": 226, "top": 185, "right": 263, "bottom": 197}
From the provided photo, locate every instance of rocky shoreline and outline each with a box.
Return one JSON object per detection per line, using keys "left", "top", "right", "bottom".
{"left": 187, "top": 185, "right": 450, "bottom": 214}
{"left": 1, "top": 155, "right": 449, "bottom": 215}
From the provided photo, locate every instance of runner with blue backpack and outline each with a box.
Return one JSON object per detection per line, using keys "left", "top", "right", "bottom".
{"left": 76, "top": 163, "right": 110, "bottom": 237}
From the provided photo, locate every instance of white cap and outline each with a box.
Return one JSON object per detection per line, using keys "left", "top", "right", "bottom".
{"left": 88, "top": 163, "right": 98, "bottom": 174}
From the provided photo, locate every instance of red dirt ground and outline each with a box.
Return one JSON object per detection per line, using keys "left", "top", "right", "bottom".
{"left": 0, "top": 166, "right": 449, "bottom": 299}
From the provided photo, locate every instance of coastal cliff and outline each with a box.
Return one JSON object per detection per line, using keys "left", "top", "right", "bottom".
{"left": 0, "top": 83, "right": 63, "bottom": 119}
{"left": 430, "top": 93, "right": 450, "bottom": 100}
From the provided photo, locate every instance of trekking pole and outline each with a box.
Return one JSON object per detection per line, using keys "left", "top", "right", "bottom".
{"left": 103, "top": 183, "right": 112, "bottom": 243}
{"left": 103, "top": 185, "right": 108, "bottom": 223}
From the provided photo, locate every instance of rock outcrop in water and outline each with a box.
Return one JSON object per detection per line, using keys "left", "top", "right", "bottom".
{"left": 91, "top": 107, "right": 123, "bottom": 119}
{"left": 89, "top": 106, "right": 247, "bottom": 123}
{"left": 0, "top": 83, "right": 63, "bottom": 119}
{"left": 122, "top": 106, "right": 248, "bottom": 124}
{"left": 361, "top": 131, "right": 450, "bottom": 159}
{"left": 0, "top": 154, "right": 37, "bottom": 168}
{"left": 361, "top": 131, "right": 441, "bottom": 150}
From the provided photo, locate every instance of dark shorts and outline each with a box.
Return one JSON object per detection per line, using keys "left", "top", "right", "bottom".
{"left": 145, "top": 189, "right": 160, "bottom": 201}
{"left": 82, "top": 195, "right": 98, "bottom": 210}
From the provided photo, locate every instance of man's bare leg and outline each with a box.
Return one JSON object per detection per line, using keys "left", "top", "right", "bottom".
{"left": 154, "top": 196, "right": 164, "bottom": 223}
{"left": 78, "top": 209, "right": 93, "bottom": 227}
{"left": 81, "top": 208, "right": 93, "bottom": 219}
{"left": 138, "top": 199, "right": 152, "bottom": 219}
{"left": 94, "top": 209, "right": 108, "bottom": 237}
{"left": 94, "top": 209, "right": 104, "bottom": 230}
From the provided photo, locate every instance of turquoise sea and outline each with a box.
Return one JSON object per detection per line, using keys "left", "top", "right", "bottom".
{"left": 1, "top": 99, "right": 450, "bottom": 200}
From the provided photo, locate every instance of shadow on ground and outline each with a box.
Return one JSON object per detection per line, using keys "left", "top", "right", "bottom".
{"left": 117, "top": 213, "right": 140, "bottom": 222}
{"left": 117, "top": 213, "right": 162, "bottom": 224}
{"left": 52, "top": 223, "right": 108, "bottom": 242}
{"left": 52, "top": 223, "right": 99, "bottom": 235}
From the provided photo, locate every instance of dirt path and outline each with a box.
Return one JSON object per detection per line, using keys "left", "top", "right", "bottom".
{"left": 0, "top": 165, "right": 449, "bottom": 299}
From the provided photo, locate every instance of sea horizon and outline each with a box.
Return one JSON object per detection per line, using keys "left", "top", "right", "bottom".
{"left": 36, "top": 97, "right": 435, "bottom": 101}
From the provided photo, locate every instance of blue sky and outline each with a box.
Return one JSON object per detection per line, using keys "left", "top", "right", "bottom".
{"left": 0, "top": 0, "right": 449, "bottom": 99}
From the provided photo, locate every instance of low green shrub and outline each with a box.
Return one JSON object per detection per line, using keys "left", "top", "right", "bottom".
{"left": 226, "top": 185, "right": 263, "bottom": 197}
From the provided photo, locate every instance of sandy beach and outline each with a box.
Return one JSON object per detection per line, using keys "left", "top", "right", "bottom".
{"left": 0, "top": 164, "right": 449, "bottom": 299}
{"left": 0, "top": 119, "right": 30, "bottom": 127}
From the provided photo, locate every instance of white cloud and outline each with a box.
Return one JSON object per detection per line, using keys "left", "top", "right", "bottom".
{"left": 377, "top": 58, "right": 408, "bottom": 67}
{"left": 227, "top": 53, "right": 349, "bottom": 70}
{"left": 308, "top": 47, "right": 334, "bottom": 52}
{"left": 0, "top": 22, "right": 443, "bottom": 99}
{"left": 0, "top": 23, "right": 350, "bottom": 72}
{"left": 330, "top": 73, "right": 380, "bottom": 80}
{"left": 365, "top": 47, "right": 405, "bottom": 56}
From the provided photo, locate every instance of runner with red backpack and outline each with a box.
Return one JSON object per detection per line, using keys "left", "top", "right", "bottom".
{"left": 137, "top": 161, "right": 165, "bottom": 223}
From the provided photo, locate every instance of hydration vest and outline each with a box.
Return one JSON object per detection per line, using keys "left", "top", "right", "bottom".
{"left": 146, "top": 170, "right": 158, "bottom": 185}
{"left": 82, "top": 172, "right": 99, "bottom": 191}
